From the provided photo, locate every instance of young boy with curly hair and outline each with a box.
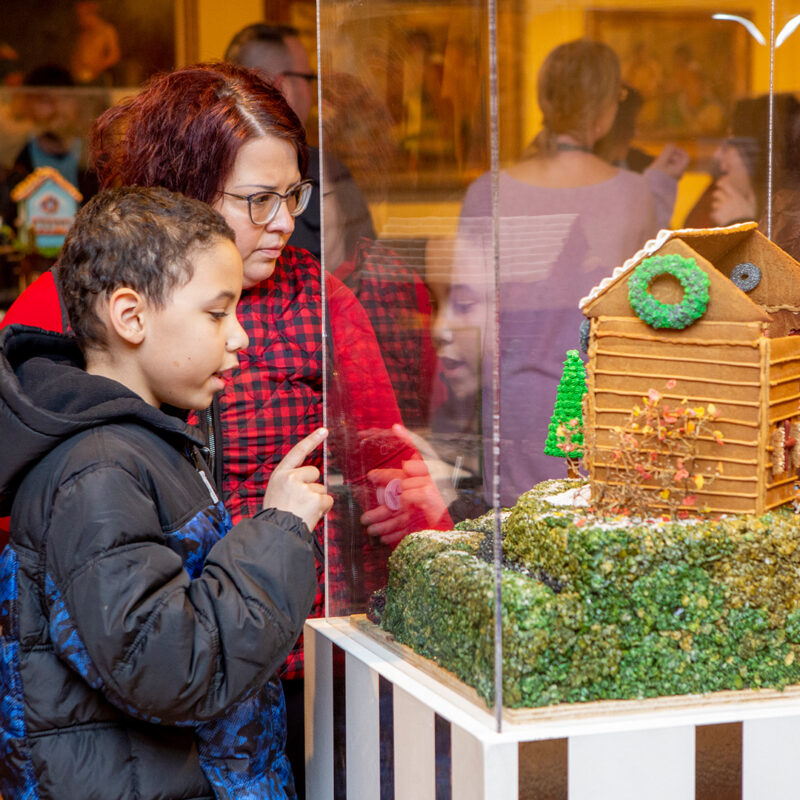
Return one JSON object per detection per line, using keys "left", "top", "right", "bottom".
{"left": 0, "top": 186, "right": 332, "bottom": 800}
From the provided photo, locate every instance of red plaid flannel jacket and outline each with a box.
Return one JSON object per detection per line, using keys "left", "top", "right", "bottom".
{"left": 218, "top": 246, "right": 447, "bottom": 679}
{"left": 335, "top": 238, "right": 437, "bottom": 429}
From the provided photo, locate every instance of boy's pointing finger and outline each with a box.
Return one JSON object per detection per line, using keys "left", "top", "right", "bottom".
{"left": 276, "top": 428, "right": 328, "bottom": 472}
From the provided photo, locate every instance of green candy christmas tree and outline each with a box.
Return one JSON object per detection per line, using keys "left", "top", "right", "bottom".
{"left": 544, "top": 349, "right": 587, "bottom": 473}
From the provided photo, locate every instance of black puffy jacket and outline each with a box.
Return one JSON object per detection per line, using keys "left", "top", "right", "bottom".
{"left": 0, "top": 326, "right": 318, "bottom": 799}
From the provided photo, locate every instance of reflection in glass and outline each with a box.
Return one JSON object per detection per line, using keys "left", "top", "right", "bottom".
{"left": 316, "top": 0, "right": 796, "bottom": 737}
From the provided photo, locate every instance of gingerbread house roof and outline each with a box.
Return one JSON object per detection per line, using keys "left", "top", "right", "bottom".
{"left": 10, "top": 166, "right": 83, "bottom": 203}
{"left": 579, "top": 222, "right": 800, "bottom": 324}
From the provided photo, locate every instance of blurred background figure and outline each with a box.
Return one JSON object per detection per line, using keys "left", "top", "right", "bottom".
{"left": 226, "top": 22, "right": 315, "bottom": 130}
{"left": 226, "top": 22, "right": 378, "bottom": 261}
{"left": 594, "top": 82, "right": 689, "bottom": 229}
{"left": 684, "top": 93, "right": 800, "bottom": 233}
{"left": 69, "top": 1, "right": 120, "bottom": 86}
{"left": 457, "top": 38, "right": 661, "bottom": 506}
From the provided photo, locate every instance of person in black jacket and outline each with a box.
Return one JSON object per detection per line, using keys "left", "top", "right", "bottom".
{"left": 0, "top": 186, "right": 332, "bottom": 799}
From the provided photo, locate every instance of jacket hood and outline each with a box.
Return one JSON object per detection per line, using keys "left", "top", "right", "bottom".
{"left": 0, "top": 325, "right": 204, "bottom": 515}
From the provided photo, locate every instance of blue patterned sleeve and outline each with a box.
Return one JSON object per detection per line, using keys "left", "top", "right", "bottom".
{"left": 43, "top": 462, "right": 317, "bottom": 725}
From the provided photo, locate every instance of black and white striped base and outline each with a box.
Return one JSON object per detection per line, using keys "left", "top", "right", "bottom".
{"left": 305, "top": 618, "right": 800, "bottom": 799}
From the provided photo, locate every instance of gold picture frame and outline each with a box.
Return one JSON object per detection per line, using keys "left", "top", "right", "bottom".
{"left": 586, "top": 8, "right": 753, "bottom": 143}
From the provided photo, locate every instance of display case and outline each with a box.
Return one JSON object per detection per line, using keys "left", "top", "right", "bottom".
{"left": 310, "top": 0, "right": 800, "bottom": 798}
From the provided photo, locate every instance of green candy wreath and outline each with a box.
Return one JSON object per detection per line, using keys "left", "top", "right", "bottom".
{"left": 627, "top": 254, "right": 710, "bottom": 330}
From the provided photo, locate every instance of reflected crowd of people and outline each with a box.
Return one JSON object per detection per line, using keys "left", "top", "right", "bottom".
{"left": 2, "top": 18, "right": 800, "bottom": 797}
{"left": 3, "top": 26, "right": 800, "bottom": 572}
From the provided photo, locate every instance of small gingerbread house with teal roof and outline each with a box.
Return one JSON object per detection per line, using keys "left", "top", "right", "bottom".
{"left": 10, "top": 166, "right": 82, "bottom": 254}
{"left": 579, "top": 222, "right": 800, "bottom": 515}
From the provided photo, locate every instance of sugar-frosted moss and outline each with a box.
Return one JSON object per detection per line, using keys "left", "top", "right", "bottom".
{"left": 381, "top": 480, "right": 800, "bottom": 708}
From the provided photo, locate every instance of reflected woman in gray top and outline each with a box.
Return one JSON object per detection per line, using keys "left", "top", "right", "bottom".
{"left": 456, "top": 39, "right": 661, "bottom": 506}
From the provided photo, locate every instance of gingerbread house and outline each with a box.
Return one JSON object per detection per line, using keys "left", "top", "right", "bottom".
{"left": 10, "top": 166, "right": 82, "bottom": 254}
{"left": 579, "top": 222, "right": 800, "bottom": 515}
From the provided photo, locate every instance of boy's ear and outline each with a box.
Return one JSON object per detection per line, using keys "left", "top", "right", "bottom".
{"left": 106, "top": 287, "right": 147, "bottom": 345}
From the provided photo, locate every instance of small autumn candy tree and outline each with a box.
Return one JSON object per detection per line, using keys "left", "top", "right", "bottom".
{"left": 545, "top": 350, "right": 587, "bottom": 476}
{"left": 592, "top": 379, "right": 724, "bottom": 517}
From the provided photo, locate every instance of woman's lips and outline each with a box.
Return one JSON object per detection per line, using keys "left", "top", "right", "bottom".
{"left": 439, "top": 356, "right": 466, "bottom": 370}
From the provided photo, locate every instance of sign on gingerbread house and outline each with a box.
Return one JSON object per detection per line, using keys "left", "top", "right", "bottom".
{"left": 10, "top": 166, "right": 82, "bottom": 254}
{"left": 579, "top": 222, "right": 800, "bottom": 516}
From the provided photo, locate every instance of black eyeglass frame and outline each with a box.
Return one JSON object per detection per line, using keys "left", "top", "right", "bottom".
{"left": 222, "top": 179, "right": 314, "bottom": 226}
{"left": 280, "top": 70, "right": 318, "bottom": 82}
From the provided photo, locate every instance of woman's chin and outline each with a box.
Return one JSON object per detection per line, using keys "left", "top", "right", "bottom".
{"left": 242, "top": 260, "right": 278, "bottom": 289}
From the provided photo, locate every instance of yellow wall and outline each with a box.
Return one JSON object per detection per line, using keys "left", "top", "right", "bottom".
{"left": 520, "top": 0, "right": 800, "bottom": 146}
{"left": 196, "top": 0, "right": 266, "bottom": 62}
{"left": 188, "top": 0, "right": 800, "bottom": 232}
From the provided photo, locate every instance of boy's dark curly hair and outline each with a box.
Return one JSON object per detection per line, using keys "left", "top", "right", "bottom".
{"left": 60, "top": 186, "right": 235, "bottom": 351}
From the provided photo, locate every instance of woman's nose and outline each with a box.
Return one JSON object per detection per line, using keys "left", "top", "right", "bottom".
{"left": 267, "top": 199, "right": 295, "bottom": 234}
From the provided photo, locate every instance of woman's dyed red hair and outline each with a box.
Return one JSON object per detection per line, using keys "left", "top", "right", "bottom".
{"left": 91, "top": 62, "right": 309, "bottom": 204}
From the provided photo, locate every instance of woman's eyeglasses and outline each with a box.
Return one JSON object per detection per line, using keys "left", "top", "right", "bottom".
{"left": 222, "top": 180, "right": 313, "bottom": 226}
{"left": 280, "top": 70, "right": 317, "bottom": 84}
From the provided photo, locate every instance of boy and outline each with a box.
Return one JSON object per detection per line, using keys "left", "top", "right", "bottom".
{"left": 0, "top": 186, "right": 332, "bottom": 799}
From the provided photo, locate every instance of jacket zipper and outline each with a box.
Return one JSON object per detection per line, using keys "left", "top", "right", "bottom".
{"left": 203, "top": 406, "right": 216, "bottom": 469}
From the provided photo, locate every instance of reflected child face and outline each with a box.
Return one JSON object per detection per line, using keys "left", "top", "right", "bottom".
{"left": 431, "top": 280, "right": 482, "bottom": 403}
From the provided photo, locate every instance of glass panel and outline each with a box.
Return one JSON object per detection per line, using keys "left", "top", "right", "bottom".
{"left": 317, "top": 0, "right": 496, "bottom": 633}
{"left": 0, "top": 0, "right": 792, "bottom": 767}
{"left": 316, "top": 0, "right": 791, "bottom": 736}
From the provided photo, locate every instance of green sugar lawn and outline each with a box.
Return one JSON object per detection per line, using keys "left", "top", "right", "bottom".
{"left": 380, "top": 480, "right": 800, "bottom": 708}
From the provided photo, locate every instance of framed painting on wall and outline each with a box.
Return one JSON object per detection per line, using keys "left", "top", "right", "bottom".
{"left": 0, "top": 0, "right": 175, "bottom": 88}
{"left": 317, "top": 0, "right": 525, "bottom": 195}
{"left": 586, "top": 8, "right": 753, "bottom": 142}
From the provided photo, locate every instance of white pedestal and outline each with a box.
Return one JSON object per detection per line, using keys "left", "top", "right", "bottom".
{"left": 305, "top": 617, "right": 800, "bottom": 799}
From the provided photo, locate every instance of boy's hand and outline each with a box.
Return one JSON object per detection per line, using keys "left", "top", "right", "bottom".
{"left": 263, "top": 428, "right": 333, "bottom": 532}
